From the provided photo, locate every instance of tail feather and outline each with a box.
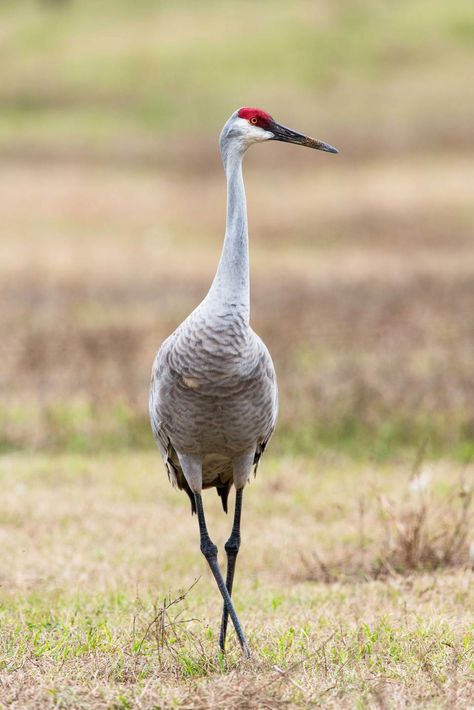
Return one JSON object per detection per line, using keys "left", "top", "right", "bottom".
{"left": 216, "top": 481, "right": 232, "bottom": 513}
{"left": 182, "top": 479, "right": 197, "bottom": 515}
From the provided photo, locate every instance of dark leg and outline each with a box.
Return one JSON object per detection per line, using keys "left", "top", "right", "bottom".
{"left": 194, "top": 492, "right": 250, "bottom": 658}
{"left": 219, "top": 488, "right": 243, "bottom": 652}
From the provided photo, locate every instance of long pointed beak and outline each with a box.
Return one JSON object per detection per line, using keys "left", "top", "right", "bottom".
{"left": 269, "top": 120, "right": 338, "bottom": 154}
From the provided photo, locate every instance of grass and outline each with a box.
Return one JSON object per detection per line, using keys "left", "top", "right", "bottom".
{"left": 0, "top": 3, "right": 472, "bottom": 463}
{"left": 0, "top": 452, "right": 473, "bottom": 707}
{"left": 1, "top": 1, "right": 474, "bottom": 705}
{"left": 0, "top": 155, "right": 473, "bottom": 458}
{"left": 0, "top": 0, "right": 472, "bottom": 155}
{"left": 300, "top": 466, "right": 473, "bottom": 581}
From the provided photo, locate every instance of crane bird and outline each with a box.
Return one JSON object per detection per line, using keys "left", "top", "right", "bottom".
{"left": 149, "top": 107, "right": 338, "bottom": 658}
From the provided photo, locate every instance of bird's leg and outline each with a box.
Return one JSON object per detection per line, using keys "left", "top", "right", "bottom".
{"left": 219, "top": 487, "right": 243, "bottom": 652}
{"left": 193, "top": 492, "right": 250, "bottom": 658}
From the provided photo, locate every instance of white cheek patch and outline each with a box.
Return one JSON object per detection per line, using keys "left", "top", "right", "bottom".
{"left": 234, "top": 118, "right": 272, "bottom": 143}
{"left": 251, "top": 127, "right": 274, "bottom": 142}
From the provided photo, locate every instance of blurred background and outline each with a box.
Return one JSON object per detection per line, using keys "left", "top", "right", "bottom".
{"left": 1, "top": 0, "right": 473, "bottom": 461}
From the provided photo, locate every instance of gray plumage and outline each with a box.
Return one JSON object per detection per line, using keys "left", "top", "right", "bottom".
{"left": 149, "top": 110, "right": 278, "bottom": 512}
{"left": 148, "top": 107, "right": 337, "bottom": 657}
{"left": 150, "top": 305, "right": 277, "bottom": 512}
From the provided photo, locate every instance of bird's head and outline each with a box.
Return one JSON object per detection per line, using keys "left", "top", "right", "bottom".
{"left": 220, "top": 107, "right": 338, "bottom": 161}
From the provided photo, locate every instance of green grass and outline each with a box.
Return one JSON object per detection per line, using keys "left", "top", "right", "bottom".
{"left": 0, "top": 0, "right": 472, "bottom": 150}
{"left": 0, "top": 451, "right": 473, "bottom": 707}
{"left": 1, "top": 400, "right": 474, "bottom": 463}
{"left": 1, "top": 4, "right": 473, "bottom": 704}
{"left": 1, "top": 1, "right": 473, "bottom": 461}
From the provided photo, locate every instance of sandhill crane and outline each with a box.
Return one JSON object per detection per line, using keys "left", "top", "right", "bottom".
{"left": 149, "top": 107, "right": 338, "bottom": 658}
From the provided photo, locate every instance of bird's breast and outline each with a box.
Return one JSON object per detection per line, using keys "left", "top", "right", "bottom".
{"left": 150, "top": 309, "right": 277, "bottom": 457}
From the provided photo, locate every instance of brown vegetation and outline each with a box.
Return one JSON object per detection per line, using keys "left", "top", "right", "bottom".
{"left": 1, "top": 155, "right": 473, "bottom": 456}
{"left": 1, "top": 452, "right": 473, "bottom": 708}
{"left": 1, "top": 2, "right": 473, "bottom": 706}
{"left": 301, "top": 470, "right": 474, "bottom": 582}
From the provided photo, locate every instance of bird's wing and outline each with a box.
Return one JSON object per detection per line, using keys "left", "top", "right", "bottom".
{"left": 253, "top": 428, "right": 274, "bottom": 473}
{"left": 149, "top": 336, "right": 180, "bottom": 486}
{"left": 252, "top": 332, "right": 279, "bottom": 474}
{"left": 149, "top": 334, "right": 198, "bottom": 513}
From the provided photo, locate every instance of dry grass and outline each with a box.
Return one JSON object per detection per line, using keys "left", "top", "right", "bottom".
{"left": 301, "top": 467, "right": 473, "bottom": 583}
{"left": 0, "top": 452, "right": 473, "bottom": 708}
{"left": 1, "top": 3, "right": 474, "bottom": 706}
{"left": 1, "top": 155, "right": 473, "bottom": 457}
{"left": 1, "top": 4, "right": 472, "bottom": 458}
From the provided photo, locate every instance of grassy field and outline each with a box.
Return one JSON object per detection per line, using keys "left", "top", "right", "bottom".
{"left": 1, "top": 452, "right": 473, "bottom": 707}
{"left": 1, "top": 0, "right": 474, "bottom": 458}
{"left": 1, "top": 0, "right": 474, "bottom": 707}
{"left": 1, "top": 154, "right": 473, "bottom": 459}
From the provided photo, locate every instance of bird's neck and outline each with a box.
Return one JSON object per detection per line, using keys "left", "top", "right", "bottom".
{"left": 207, "top": 144, "right": 249, "bottom": 323}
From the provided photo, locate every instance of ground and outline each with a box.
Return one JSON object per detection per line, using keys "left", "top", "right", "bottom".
{"left": 1, "top": 453, "right": 473, "bottom": 708}
{"left": 1, "top": 1, "right": 473, "bottom": 707}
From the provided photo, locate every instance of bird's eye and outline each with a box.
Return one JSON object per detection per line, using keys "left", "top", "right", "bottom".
{"left": 250, "top": 117, "right": 258, "bottom": 125}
